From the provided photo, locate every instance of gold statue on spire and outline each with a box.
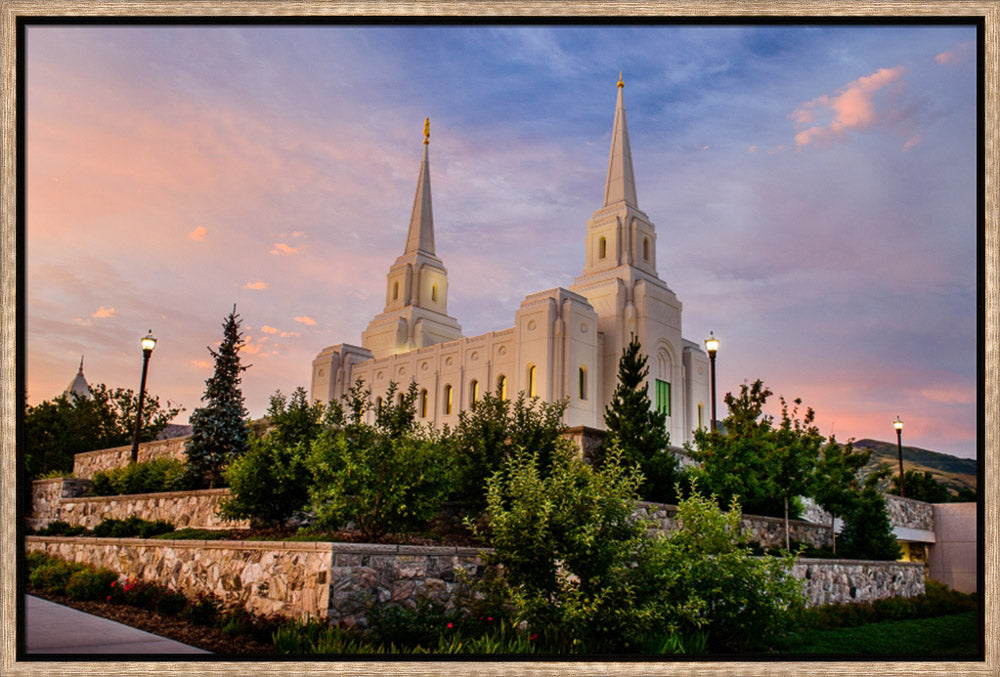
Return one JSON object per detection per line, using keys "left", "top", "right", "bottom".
{"left": 424, "top": 117, "right": 430, "bottom": 145}
{"left": 617, "top": 70, "right": 624, "bottom": 88}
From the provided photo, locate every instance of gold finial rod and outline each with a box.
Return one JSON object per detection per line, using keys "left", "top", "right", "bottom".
{"left": 617, "top": 70, "right": 624, "bottom": 88}
{"left": 423, "top": 117, "right": 430, "bottom": 145}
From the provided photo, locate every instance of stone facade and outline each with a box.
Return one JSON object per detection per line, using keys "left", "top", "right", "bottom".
{"left": 885, "top": 494, "right": 935, "bottom": 531}
{"left": 28, "top": 477, "right": 91, "bottom": 525}
{"left": 792, "top": 558, "right": 925, "bottom": 607}
{"left": 29, "top": 487, "right": 249, "bottom": 531}
{"left": 72, "top": 436, "right": 189, "bottom": 479}
{"left": 26, "top": 535, "right": 924, "bottom": 627}
{"left": 635, "top": 501, "right": 835, "bottom": 550}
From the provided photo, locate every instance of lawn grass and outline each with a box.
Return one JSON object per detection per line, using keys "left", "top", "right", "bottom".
{"left": 779, "top": 610, "right": 979, "bottom": 656}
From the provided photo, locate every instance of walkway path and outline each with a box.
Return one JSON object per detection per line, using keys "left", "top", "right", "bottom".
{"left": 24, "top": 595, "right": 210, "bottom": 655}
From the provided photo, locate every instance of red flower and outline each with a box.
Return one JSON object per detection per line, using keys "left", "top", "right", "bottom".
{"left": 110, "top": 581, "right": 116, "bottom": 587}
{"left": 106, "top": 595, "right": 111, "bottom": 601}
{"left": 529, "top": 633, "right": 538, "bottom": 641}
{"left": 446, "top": 623, "right": 453, "bottom": 629}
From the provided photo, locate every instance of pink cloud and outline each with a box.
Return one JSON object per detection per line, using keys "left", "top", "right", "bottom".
{"left": 935, "top": 42, "right": 973, "bottom": 65}
{"left": 270, "top": 243, "right": 303, "bottom": 255}
{"left": 902, "top": 134, "right": 923, "bottom": 152}
{"left": 191, "top": 359, "right": 211, "bottom": 369}
{"left": 245, "top": 281, "right": 269, "bottom": 290}
{"left": 189, "top": 226, "right": 207, "bottom": 242}
{"left": 294, "top": 316, "right": 317, "bottom": 326}
{"left": 260, "top": 325, "right": 279, "bottom": 334}
{"left": 790, "top": 66, "right": 907, "bottom": 149}
{"left": 92, "top": 306, "right": 116, "bottom": 319}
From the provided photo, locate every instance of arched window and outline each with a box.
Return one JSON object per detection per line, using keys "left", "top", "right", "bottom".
{"left": 431, "top": 284, "right": 438, "bottom": 302}
{"left": 578, "top": 366, "right": 587, "bottom": 400}
{"left": 497, "top": 374, "right": 507, "bottom": 400}
{"left": 392, "top": 281, "right": 399, "bottom": 300}
{"left": 643, "top": 237, "right": 649, "bottom": 261}
{"left": 375, "top": 396, "right": 383, "bottom": 413}
{"left": 598, "top": 236, "right": 607, "bottom": 259}
{"left": 444, "top": 384, "right": 453, "bottom": 415}
{"left": 527, "top": 364, "right": 537, "bottom": 398}
{"left": 470, "top": 379, "right": 480, "bottom": 409}
{"left": 420, "top": 389, "right": 428, "bottom": 418}
{"left": 698, "top": 403, "right": 704, "bottom": 429}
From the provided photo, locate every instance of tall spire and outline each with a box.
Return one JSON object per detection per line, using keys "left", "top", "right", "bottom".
{"left": 404, "top": 117, "right": 435, "bottom": 256}
{"left": 603, "top": 73, "right": 638, "bottom": 208}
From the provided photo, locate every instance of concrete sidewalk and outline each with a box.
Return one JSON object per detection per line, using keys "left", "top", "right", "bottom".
{"left": 24, "top": 595, "right": 211, "bottom": 655}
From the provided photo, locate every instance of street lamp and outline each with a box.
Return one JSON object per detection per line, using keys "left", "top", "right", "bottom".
{"left": 130, "top": 330, "right": 157, "bottom": 464}
{"left": 704, "top": 332, "right": 719, "bottom": 432}
{"left": 893, "top": 416, "right": 905, "bottom": 498}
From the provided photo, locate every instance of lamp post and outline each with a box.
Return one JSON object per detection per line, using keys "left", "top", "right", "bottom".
{"left": 704, "top": 332, "right": 719, "bottom": 432}
{"left": 130, "top": 331, "right": 157, "bottom": 464}
{"left": 893, "top": 416, "right": 904, "bottom": 498}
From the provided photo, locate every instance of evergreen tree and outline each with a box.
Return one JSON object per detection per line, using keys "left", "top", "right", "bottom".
{"left": 185, "top": 306, "right": 249, "bottom": 488}
{"left": 602, "top": 334, "right": 678, "bottom": 503}
{"left": 838, "top": 466, "right": 902, "bottom": 560}
{"left": 811, "top": 436, "right": 870, "bottom": 554}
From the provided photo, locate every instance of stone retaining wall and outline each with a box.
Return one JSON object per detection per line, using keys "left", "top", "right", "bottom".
{"left": 636, "top": 501, "right": 834, "bottom": 549}
{"left": 26, "top": 536, "right": 924, "bottom": 627}
{"left": 26, "top": 537, "right": 481, "bottom": 626}
{"left": 72, "top": 437, "right": 189, "bottom": 479}
{"left": 28, "top": 477, "right": 92, "bottom": 524}
{"left": 58, "top": 489, "right": 248, "bottom": 531}
{"left": 793, "top": 558, "right": 925, "bottom": 606}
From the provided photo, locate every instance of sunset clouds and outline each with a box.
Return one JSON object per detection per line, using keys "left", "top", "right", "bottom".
{"left": 790, "top": 66, "right": 907, "bottom": 149}
{"left": 24, "top": 25, "right": 979, "bottom": 459}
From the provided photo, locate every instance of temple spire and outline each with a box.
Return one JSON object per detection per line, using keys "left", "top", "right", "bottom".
{"left": 603, "top": 73, "right": 638, "bottom": 208}
{"left": 405, "top": 117, "right": 435, "bottom": 255}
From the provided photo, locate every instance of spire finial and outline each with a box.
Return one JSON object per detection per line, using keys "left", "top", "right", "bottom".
{"left": 617, "top": 70, "right": 624, "bottom": 88}
{"left": 78, "top": 355, "right": 84, "bottom": 373}
{"left": 423, "top": 117, "right": 430, "bottom": 145}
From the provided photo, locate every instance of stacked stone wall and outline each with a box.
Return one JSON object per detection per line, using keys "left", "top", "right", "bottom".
{"left": 28, "top": 478, "right": 93, "bottom": 527}
{"left": 26, "top": 537, "right": 481, "bottom": 625}
{"left": 54, "top": 488, "right": 248, "bottom": 530}
{"left": 793, "top": 558, "right": 925, "bottom": 606}
{"left": 72, "top": 436, "right": 189, "bottom": 479}
{"left": 636, "top": 501, "right": 834, "bottom": 549}
{"left": 26, "top": 536, "right": 924, "bottom": 626}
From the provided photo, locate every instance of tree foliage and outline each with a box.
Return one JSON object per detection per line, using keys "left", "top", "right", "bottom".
{"left": 837, "top": 466, "right": 902, "bottom": 561}
{"left": 185, "top": 306, "right": 250, "bottom": 488}
{"left": 887, "top": 469, "right": 952, "bottom": 504}
{"left": 601, "top": 334, "right": 679, "bottom": 503}
{"left": 449, "top": 388, "right": 567, "bottom": 505}
{"left": 811, "top": 436, "right": 871, "bottom": 553}
{"left": 306, "top": 381, "right": 455, "bottom": 539}
{"left": 24, "top": 385, "right": 181, "bottom": 479}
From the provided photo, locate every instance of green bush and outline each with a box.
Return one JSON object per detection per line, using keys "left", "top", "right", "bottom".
{"left": 179, "top": 592, "right": 221, "bottom": 625}
{"left": 219, "top": 435, "right": 311, "bottom": 526}
{"left": 36, "top": 520, "right": 88, "bottom": 536}
{"left": 802, "top": 581, "right": 977, "bottom": 630}
{"left": 65, "top": 567, "right": 118, "bottom": 601}
{"left": 92, "top": 516, "right": 175, "bottom": 538}
{"left": 90, "top": 458, "right": 190, "bottom": 496}
{"left": 28, "top": 558, "right": 81, "bottom": 594}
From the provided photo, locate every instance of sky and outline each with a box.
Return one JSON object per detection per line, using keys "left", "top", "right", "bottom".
{"left": 24, "top": 22, "right": 980, "bottom": 459}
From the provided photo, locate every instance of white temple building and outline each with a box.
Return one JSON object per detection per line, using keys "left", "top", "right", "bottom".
{"left": 311, "top": 77, "right": 711, "bottom": 445}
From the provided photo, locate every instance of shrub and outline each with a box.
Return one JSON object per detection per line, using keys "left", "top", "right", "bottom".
{"left": 36, "top": 520, "right": 88, "bottom": 536}
{"left": 90, "top": 458, "right": 190, "bottom": 496}
{"left": 180, "top": 592, "right": 222, "bottom": 625}
{"left": 65, "top": 568, "right": 118, "bottom": 601}
{"left": 307, "top": 381, "right": 455, "bottom": 539}
{"left": 156, "top": 590, "right": 189, "bottom": 616}
{"left": 28, "top": 558, "right": 81, "bottom": 594}
{"left": 219, "top": 435, "right": 311, "bottom": 526}
{"left": 93, "top": 516, "right": 175, "bottom": 538}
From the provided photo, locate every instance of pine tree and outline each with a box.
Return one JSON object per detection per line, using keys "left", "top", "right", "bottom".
{"left": 185, "top": 305, "right": 249, "bottom": 488}
{"left": 602, "top": 334, "right": 677, "bottom": 502}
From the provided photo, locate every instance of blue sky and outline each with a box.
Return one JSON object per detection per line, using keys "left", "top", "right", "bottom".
{"left": 25, "top": 23, "right": 980, "bottom": 458}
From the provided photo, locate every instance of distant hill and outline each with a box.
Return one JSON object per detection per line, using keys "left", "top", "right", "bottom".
{"left": 157, "top": 423, "right": 193, "bottom": 440}
{"left": 853, "top": 438, "right": 978, "bottom": 495}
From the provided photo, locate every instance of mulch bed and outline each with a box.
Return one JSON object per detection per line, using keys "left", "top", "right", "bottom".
{"left": 28, "top": 589, "right": 275, "bottom": 656}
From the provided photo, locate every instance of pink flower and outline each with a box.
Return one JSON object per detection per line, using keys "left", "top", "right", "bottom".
{"left": 110, "top": 581, "right": 116, "bottom": 587}
{"left": 106, "top": 595, "right": 111, "bottom": 601}
{"left": 530, "top": 633, "right": 538, "bottom": 641}
{"left": 446, "top": 623, "right": 453, "bottom": 628}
